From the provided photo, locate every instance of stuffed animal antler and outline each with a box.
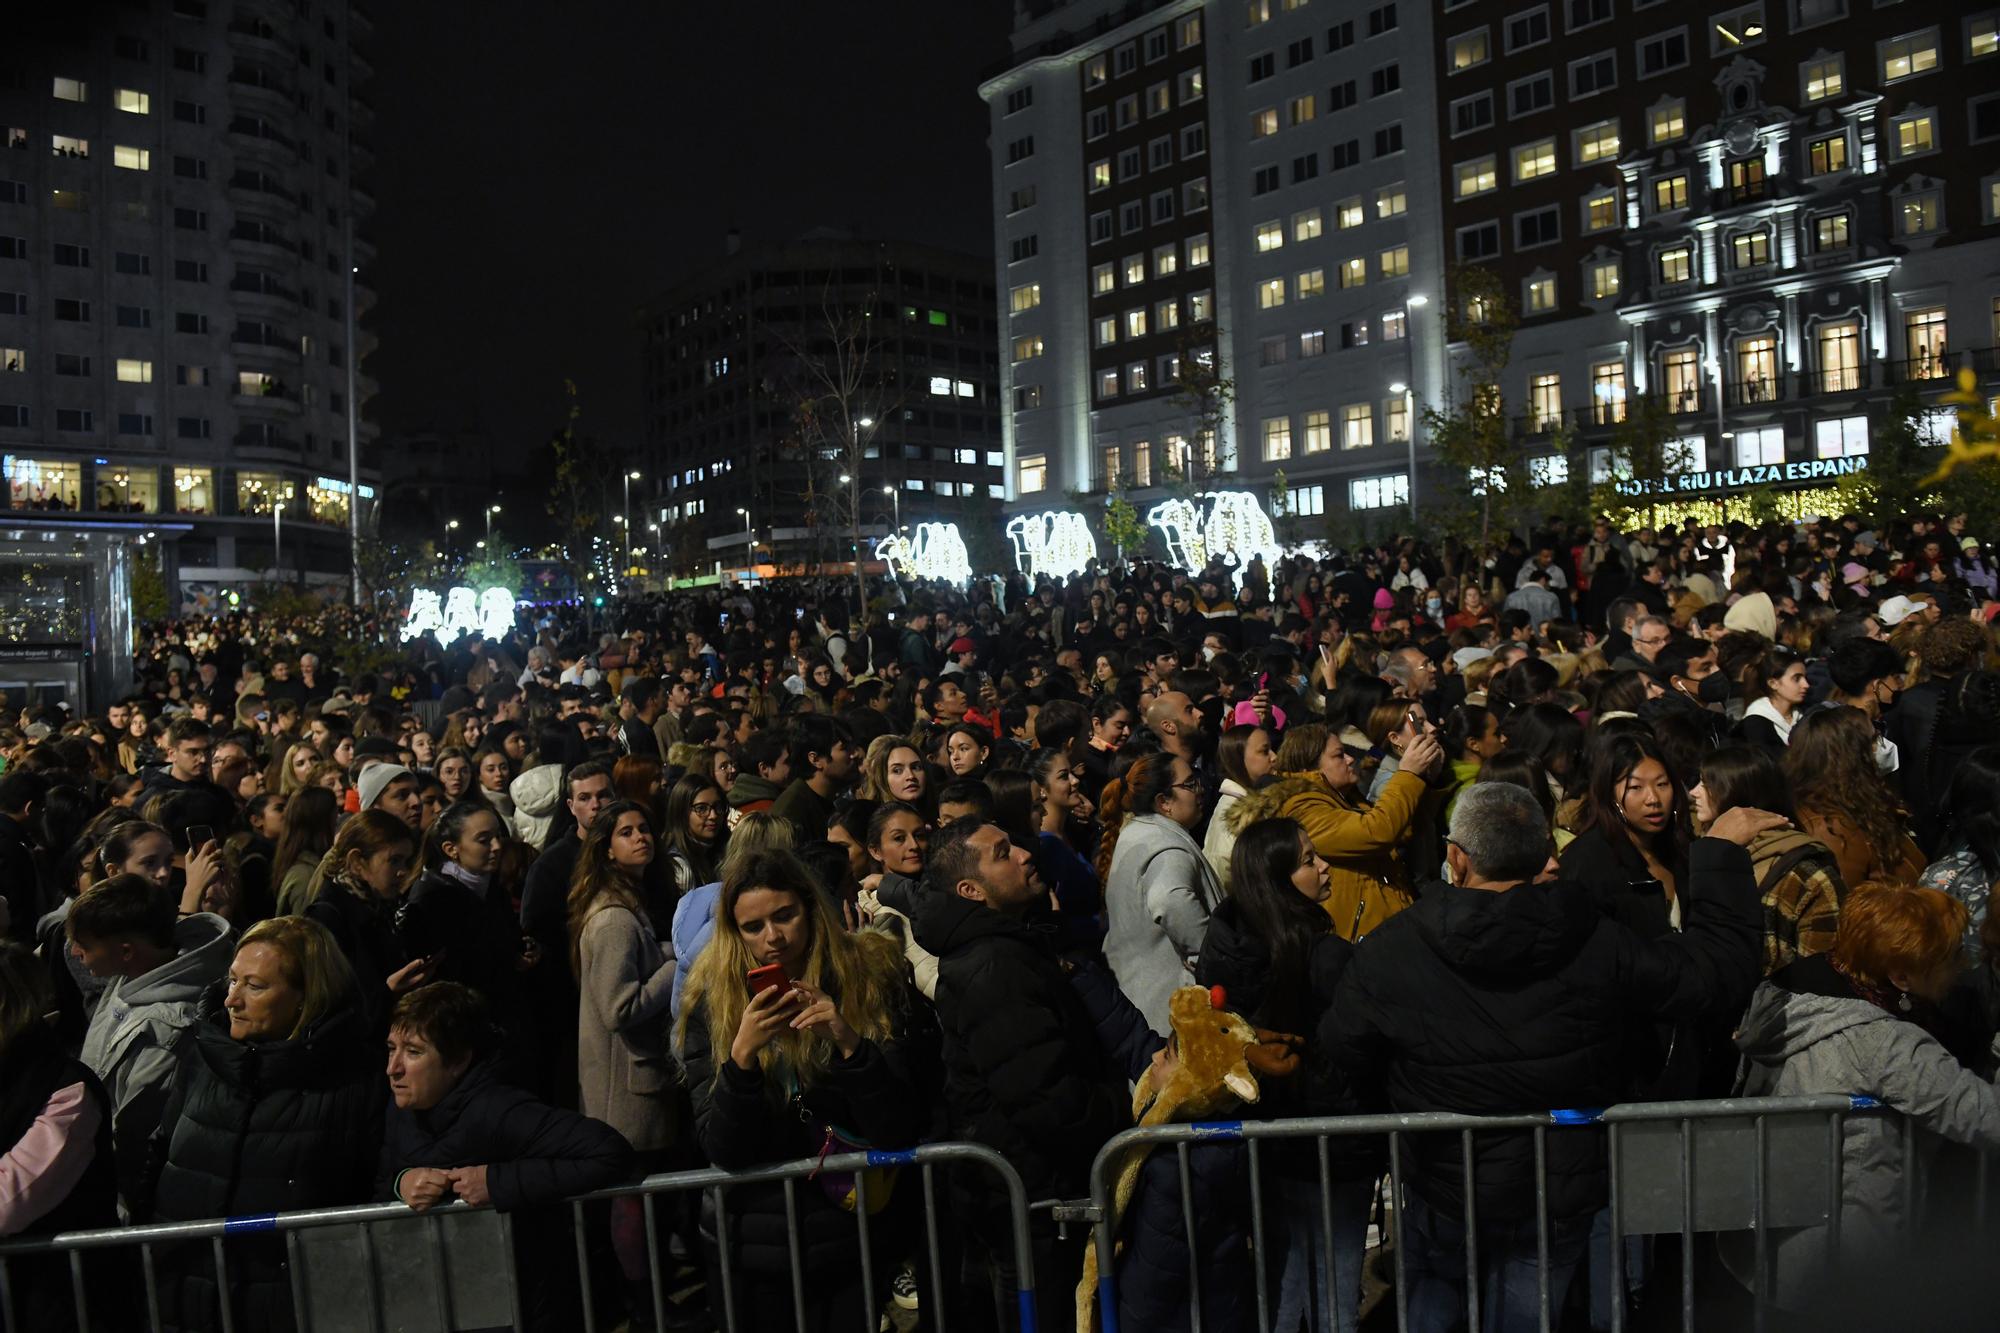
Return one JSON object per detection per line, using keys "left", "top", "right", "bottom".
{"left": 1078, "top": 986, "right": 1303, "bottom": 1332}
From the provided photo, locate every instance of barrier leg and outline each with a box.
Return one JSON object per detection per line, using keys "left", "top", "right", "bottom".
{"left": 782, "top": 1177, "right": 810, "bottom": 1332}
{"left": 712, "top": 1186, "right": 739, "bottom": 1332}
{"left": 67, "top": 1248, "right": 88, "bottom": 1331}
{"left": 285, "top": 1230, "right": 309, "bottom": 1333}
{"left": 1175, "top": 1142, "right": 1203, "bottom": 1332}
{"left": 425, "top": 1210, "right": 452, "bottom": 1329}
{"left": 1609, "top": 1123, "right": 1625, "bottom": 1333}
{"left": 211, "top": 1235, "right": 237, "bottom": 1333}
{"left": 1389, "top": 1131, "right": 1409, "bottom": 1333}
{"left": 856, "top": 1170, "right": 880, "bottom": 1332}
{"left": 1824, "top": 1113, "right": 1842, "bottom": 1261}
{"left": 1679, "top": 1118, "right": 1694, "bottom": 1333}
{"left": 1752, "top": 1114, "right": 1768, "bottom": 1333}
{"left": 357, "top": 1216, "right": 385, "bottom": 1333}
{"left": 643, "top": 1192, "right": 666, "bottom": 1333}
{"left": 1247, "top": 1138, "right": 1268, "bottom": 1333}
{"left": 1460, "top": 1129, "right": 1479, "bottom": 1333}
{"left": 142, "top": 1240, "right": 164, "bottom": 1333}
{"left": 1534, "top": 1126, "right": 1551, "bottom": 1333}
{"left": 572, "top": 1199, "right": 598, "bottom": 1333}
{"left": 922, "top": 1163, "right": 949, "bottom": 1333}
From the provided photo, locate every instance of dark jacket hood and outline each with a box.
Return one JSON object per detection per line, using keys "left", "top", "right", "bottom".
{"left": 906, "top": 886, "right": 1037, "bottom": 958}
{"left": 727, "top": 773, "right": 783, "bottom": 805}
{"left": 1412, "top": 877, "right": 1598, "bottom": 980}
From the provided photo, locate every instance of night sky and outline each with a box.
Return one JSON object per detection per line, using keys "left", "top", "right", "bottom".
{"left": 367, "top": 1, "right": 1012, "bottom": 468}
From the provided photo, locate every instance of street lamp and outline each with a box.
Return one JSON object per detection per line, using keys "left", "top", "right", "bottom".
{"left": 485, "top": 503, "right": 500, "bottom": 547}
{"left": 881, "top": 484, "right": 901, "bottom": 533}
{"left": 1400, "top": 295, "right": 1431, "bottom": 520}
{"left": 273, "top": 482, "right": 296, "bottom": 582}
{"left": 443, "top": 518, "right": 460, "bottom": 561}
{"left": 622, "top": 470, "right": 641, "bottom": 569}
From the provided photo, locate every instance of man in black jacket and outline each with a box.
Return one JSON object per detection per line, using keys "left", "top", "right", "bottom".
{"left": 907, "top": 819, "right": 1142, "bottom": 1332}
{"left": 1320, "top": 783, "right": 1776, "bottom": 1333}
{"left": 0, "top": 768, "right": 46, "bottom": 943}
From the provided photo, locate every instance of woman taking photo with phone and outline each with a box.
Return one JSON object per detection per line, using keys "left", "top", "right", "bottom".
{"left": 677, "top": 847, "right": 926, "bottom": 1332}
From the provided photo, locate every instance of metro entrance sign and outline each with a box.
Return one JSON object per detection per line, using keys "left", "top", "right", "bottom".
{"left": 1612, "top": 454, "right": 1866, "bottom": 498}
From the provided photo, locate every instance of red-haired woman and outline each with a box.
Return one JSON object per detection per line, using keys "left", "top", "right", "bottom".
{"left": 1732, "top": 883, "right": 2000, "bottom": 1312}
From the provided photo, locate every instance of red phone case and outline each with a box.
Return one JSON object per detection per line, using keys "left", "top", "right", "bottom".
{"left": 746, "top": 964, "right": 789, "bottom": 996}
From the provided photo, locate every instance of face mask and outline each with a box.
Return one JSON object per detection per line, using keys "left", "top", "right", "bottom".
{"left": 1697, "top": 672, "right": 1732, "bottom": 705}
{"left": 1425, "top": 598, "right": 1442, "bottom": 614}
{"left": 1201, "top": 645, "right": 1218, "bottom": 661}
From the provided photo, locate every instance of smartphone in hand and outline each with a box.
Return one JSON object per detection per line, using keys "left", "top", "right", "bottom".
{"left": 746, "top": 963, "right": 790, "bottom": 997}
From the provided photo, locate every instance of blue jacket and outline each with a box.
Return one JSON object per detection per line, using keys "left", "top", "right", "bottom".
{"left": 669, "top": 880, "right": 721, "bottom": 1032}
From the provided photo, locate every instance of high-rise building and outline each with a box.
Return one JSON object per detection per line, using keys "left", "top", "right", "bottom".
{"left": 637, "top": 234, "right": 1003, "bottom": 578}
{"left": 984, "top": 1, "right": 2000, "bottom": 532}
{"left": 0, "top": 2, "right": 378, "bottom": 596}
{"left": 982, "top": 0, "right": 1450, "bottom": 531}
{"left": 1436, "top": 3, "right": 2000, "bottom": 510}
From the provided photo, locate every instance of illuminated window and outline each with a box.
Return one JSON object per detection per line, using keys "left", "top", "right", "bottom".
{"left": 51, "top": 134, "right": 90, "bottom": 158}
{"left": 1293, "top": 208, "right": 1322, "bottom": 241}
{"left": 1157, "top": 298, "right": 1180, "bottom": 331}
{"left": 1450, "top": 30, "right": 1490, "bottom": 70}
{"left": 1456, "top": 156, "right": 1497, "bottom": 197}
{"left": 1899, "top": 191, "right": 1939, "bottom": 236}
{"left": 1880, "top": 30, "right": 1939, "bottom": 82}
{"left": 1661, "top": 347, "right": 1702, "bottom": 411}
{"left": 114, "top": 88, "right": 150, "bottom": 115}
{"left": 1093, "top": 263, "right": 1115, "bottom": 295}
{"left": 1376, "top": 183, "right": 1406, "bottom": 218}
{"left": 1576, "top": 121, "right": 1620, "bottom": 163}
{"left": 1350, "top": 473, "right": 1408, "bottom": 510}
{"left": 115, "top": 358, "right": 152, "bottom": 383}
{"left": 1513, "top": 139, "right": 1557, "bottom": 181}
{"left": 1262, "top": 416, "right": 1292, "bottom": 460}
{"left": 1814, "top": 415, "right": 1869, "bottom": 458}
{"left": 1189, "top": 289, "right": 1213, "bottom": 320}
{"left": 1289, "top": 93, "right": 1316, "bottom": 125}
{"left": 1257, "top": 278, "right": 1286, "bottom": 309}
{"left": 1255, "top": 220, "right": 1285, "bottom": 251}
{"left": 1585, "top": 191, "right": 1620, "bottom": 231}
{"left": 1817, "top": 321, "right": 1861, "bottom": 392}
{"left": 1905, "top": 307, "right": 1948, "bottom": 378}
{"left": 1385, "top": 397, "right": 1409, "bottom": 442}
{"left": 1090, "top": 160, "right": 1111, "bottom": 191}
{"left": 1187, "top": 234, "right": 1211, "bottom": 267}
{"left": 1592, "top": 360, "right": 1628, "bottom": 425}
{"left": 1525, "top": 276, "right": 1556, "bottom": 313}
{"left": 5, "top": 458, "right": 82, "bottom": 509}
{"left": 1154, "top": 243, "right": 1179, "bottom": 277}
{"left": 1339, "top": 258, "right": 1367, "bottom": 288}
{"left": 1379, "top": 246, "right": 1408, "bottom": 277}
{"left": 1803, "top": 57, "right": 1843, "bottom": 101}
{"left": 1009, "top": 283, "right": 1041, "bottom": 313}
{"left": 1731, "top": 230, "right": 1771, "bottom": 268}
{"left": 1893, "top": 113, "right": 1934, "bottom": 157}
{"left": 1734, "top": 425, "right": 1784, "bottom": 467}
{"left": 1650, "top": 100, "right": 1686, "bottom": 144}
{"left": 1012, "top": 335, "right": 1044, "bottom": 361}
{"left": 1252, "top": 107, "right": 1279, "bottom": 137}
{"left": 1128, "top": 361, "right": 1150, "bottom": 392}
{"left": 1097, "top": 369, "right": 1121, "bottom": 401}
{"left": 1095, "top": 315, "right": 1119, "bottom": 347}
{"left": 1653, "top": 174, "right": 1688, "bottom": 211}
{"left": 1124, "top": 254, "right": 1146, "bottom": 285}
{"left": 1813, "top": 213, "right": 1850, "bottom": 251}
{"left": 1530, "top": 373, "right": 1562, "bottom": 430}
{"left": 1737, "top": 336, "right": 1778, "bottom": 402}
{"left": 1588, "top": 259, "right": 1620, "bottom": 299}
{"left": 1124, "top": 308, "right": 1149, "bottom": 338}
{"left": 1303, "top": 410, "right": 1331, "bottom": 453}
{"left": 173, "top": 467, "right": 213, "bottom": 514}
{"left": 1381, "top": 310, "right": 1407, "bottom": 341}
{"left": 236, "top": 471, "right": 290, "bottom": 517}
{"left": 52, "top": 77, "right": 86, "bottom": 102}
{"left": 1296, "top": 268, "right": 1325, "bottom": 298}
{"left": 1342, "top": 403, "right": 1375, "bottom": 448}
{"left": 1337, "top": 198, "right": 1365, "bottom": 228}
{"left": 1809, "top": 134, "right": 1848, "bottom": 174}
{"left": 112, "top": 145, "right": 149, "bottom": 171}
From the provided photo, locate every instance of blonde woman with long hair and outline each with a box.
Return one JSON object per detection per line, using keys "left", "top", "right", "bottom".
{"left": 667, "top": 810, "right": 794, "bottom": 1028}
{"left": 675, "top": 846, "right": 924, "bottom": 1327}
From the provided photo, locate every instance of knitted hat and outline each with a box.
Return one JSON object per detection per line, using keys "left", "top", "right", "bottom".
{"left": 356, "top": 763, "right": 412, "bottom": 811}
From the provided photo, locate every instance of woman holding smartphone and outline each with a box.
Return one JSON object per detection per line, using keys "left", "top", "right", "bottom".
{"left": 677, "top": 847, "right": 926, "bottom": 1331}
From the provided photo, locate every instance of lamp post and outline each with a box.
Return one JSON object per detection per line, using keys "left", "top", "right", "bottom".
{"left": 881, "top": 484, "right": 901, "bottom": 534}
{"left": 273, "top": 482, "right": 295, "bottom": 583}
{"left": 444, "top": 518, "right": 459, "bottom": 564}
{"left": 1402, "top": 294, "right": 1430, "bottom": 520}
{"left": 485, "top": 503, "right": 500, "bottom": 547}
{"left": 846, "top": 415, "right": 874, "bottom": 628}
{"left": 622, "top": 470, "right": 641, "bottom": 574}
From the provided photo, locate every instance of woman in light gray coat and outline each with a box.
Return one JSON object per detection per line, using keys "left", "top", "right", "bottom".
{"left": 1098, "top": 753, "right": 1223, "bottom": 1034}
{"left": 1732, "top": 882, "right": 2000, "bottom": 1311}
{"left": 568, "top": 800, "right": 679, "bottom": 1154}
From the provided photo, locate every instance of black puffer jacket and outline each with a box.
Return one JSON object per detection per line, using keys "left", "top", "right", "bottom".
{"left": 1319, "top": 839, "right": 1760, "bottom": 1223}
{"left": 1196, "top": 898, "right": 1379, "bottom": 1179}
{"left": 303, "top": 881, "right": 405, "bottom": 1031}
{"left": 678, "top": 942, "right": 925, "bottom": 1275}
{"left": 376, "top": 1059, "right": 633, "bottom": 1209}
{"left": 143, "top": 988, "right": 383, "bottom": 1333}
{"left": 906, "top": 889, "right": 1132, "bottom": 1206}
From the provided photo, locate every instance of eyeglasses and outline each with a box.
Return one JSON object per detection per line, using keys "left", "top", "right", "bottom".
{"left": 690, "top": 803, "right": 723, "bottom": 816}
{"left": 1170, "top": 779, "right": 1200, "bottom": 793}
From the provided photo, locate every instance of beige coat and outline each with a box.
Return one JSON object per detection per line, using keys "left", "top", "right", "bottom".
{"left": 576, "top": 901, "right": 680, "bottom": 1152}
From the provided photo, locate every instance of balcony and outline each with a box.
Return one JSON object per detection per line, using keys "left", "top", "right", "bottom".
{"left": 230, "top": 328, "right": 302, "bottom": 364}
{"left": 229, "top": 273, "right": 300, "bottom": 309}
{"left": 226, "top": 116, "right": 297, "bottom": 163}
{"left": 225, "top": 19, "right": 294, "bottom": 62}
{"left": 227, "top": 170, "right": 299, "bottom": 208}
{"left": 227, "top": 67, "right": 297, "bottom": 117}
{"left": 228, "top": 222, "right": 299, "bottom": 261}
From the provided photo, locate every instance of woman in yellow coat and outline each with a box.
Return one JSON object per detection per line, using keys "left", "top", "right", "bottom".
{"left": 1225, "top": 722, "right": 1446, "bottom": 940}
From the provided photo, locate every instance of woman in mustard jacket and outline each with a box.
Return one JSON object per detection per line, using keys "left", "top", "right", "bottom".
{"left": 1225, "top": 721, "right": 1445, "bottom": 940}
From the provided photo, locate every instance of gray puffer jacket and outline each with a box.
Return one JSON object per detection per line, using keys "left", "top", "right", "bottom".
{"left": 1731, "top": 953, "right": 2000, "bottom": 1309}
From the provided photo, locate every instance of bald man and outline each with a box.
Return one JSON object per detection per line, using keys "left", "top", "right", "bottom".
{"left": 1143, "top": 690, "right": 1219, "bottom": 838}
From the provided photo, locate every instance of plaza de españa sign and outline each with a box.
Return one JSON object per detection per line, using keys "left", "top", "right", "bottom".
{"left": 1612, "top": 455, "right": 1867, "bottom": 498}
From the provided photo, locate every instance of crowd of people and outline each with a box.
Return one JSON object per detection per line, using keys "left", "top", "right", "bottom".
{"left": 0, "top": 509, "right": 1998, "bottom": 1332}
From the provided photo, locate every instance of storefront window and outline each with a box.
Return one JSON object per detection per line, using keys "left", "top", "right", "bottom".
{"left": 306, "top": 482, "right": 349, "bottom": 525}
{"left": 4, "top": 457, "right": 82, "bottom": 510}
{"left": 96, "top": 466, "right": 159, "bottom": 513}
{"left": 236, "top": 471, "right": 292, "bottom": 516}
{"left": 173, "top": 467, "right": 214, "bottom": 515}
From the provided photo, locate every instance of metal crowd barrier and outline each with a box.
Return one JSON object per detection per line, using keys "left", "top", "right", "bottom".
{"left": 0, "top": 1140, "right": 1039, "bottom": 1333}
{"left": 1085, "top": 1094, "right": 1915, "bottom": 1333}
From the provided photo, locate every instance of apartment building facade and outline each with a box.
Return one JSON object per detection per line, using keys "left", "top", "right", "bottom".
{"left": 637, "top": 236, "right": 1003, "bottom": 575}
{"left": 982, "top": 0, "right": 1451, "bottom": 532}
{"left": 0, "top": 1, "right": 380, "bottom": 592}
{"left": 1435, "top": 1, "right": 2000, "bottom": 511}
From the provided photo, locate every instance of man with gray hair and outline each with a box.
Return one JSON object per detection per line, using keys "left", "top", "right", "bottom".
{"left": 1611, "top": 616, "right": 1673, "bottom": 672}
{"left": 1320, "top": 782, "right": 1780, "bottom": 1332}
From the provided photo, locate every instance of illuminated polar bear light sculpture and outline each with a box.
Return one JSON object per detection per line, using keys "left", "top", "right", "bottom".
{"left": 875, "top": 521, "right": 973, "bottom": 585}
{"left": 1146, "top": 490, "right": 1283, "bottom": 573}
{"left": 1005, "top": 511, "right": 1098, "bottom": 580}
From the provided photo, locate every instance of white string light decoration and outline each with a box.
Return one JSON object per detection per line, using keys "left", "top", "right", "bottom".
{"left": 1005, "top": 511, "right": 1098, "bottom": 579}
{"left": 875, "top": 521, "right": 973, "bottom": 584}
{"left": 1146, "top": 491, "right": 1284, "bottom": 573}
